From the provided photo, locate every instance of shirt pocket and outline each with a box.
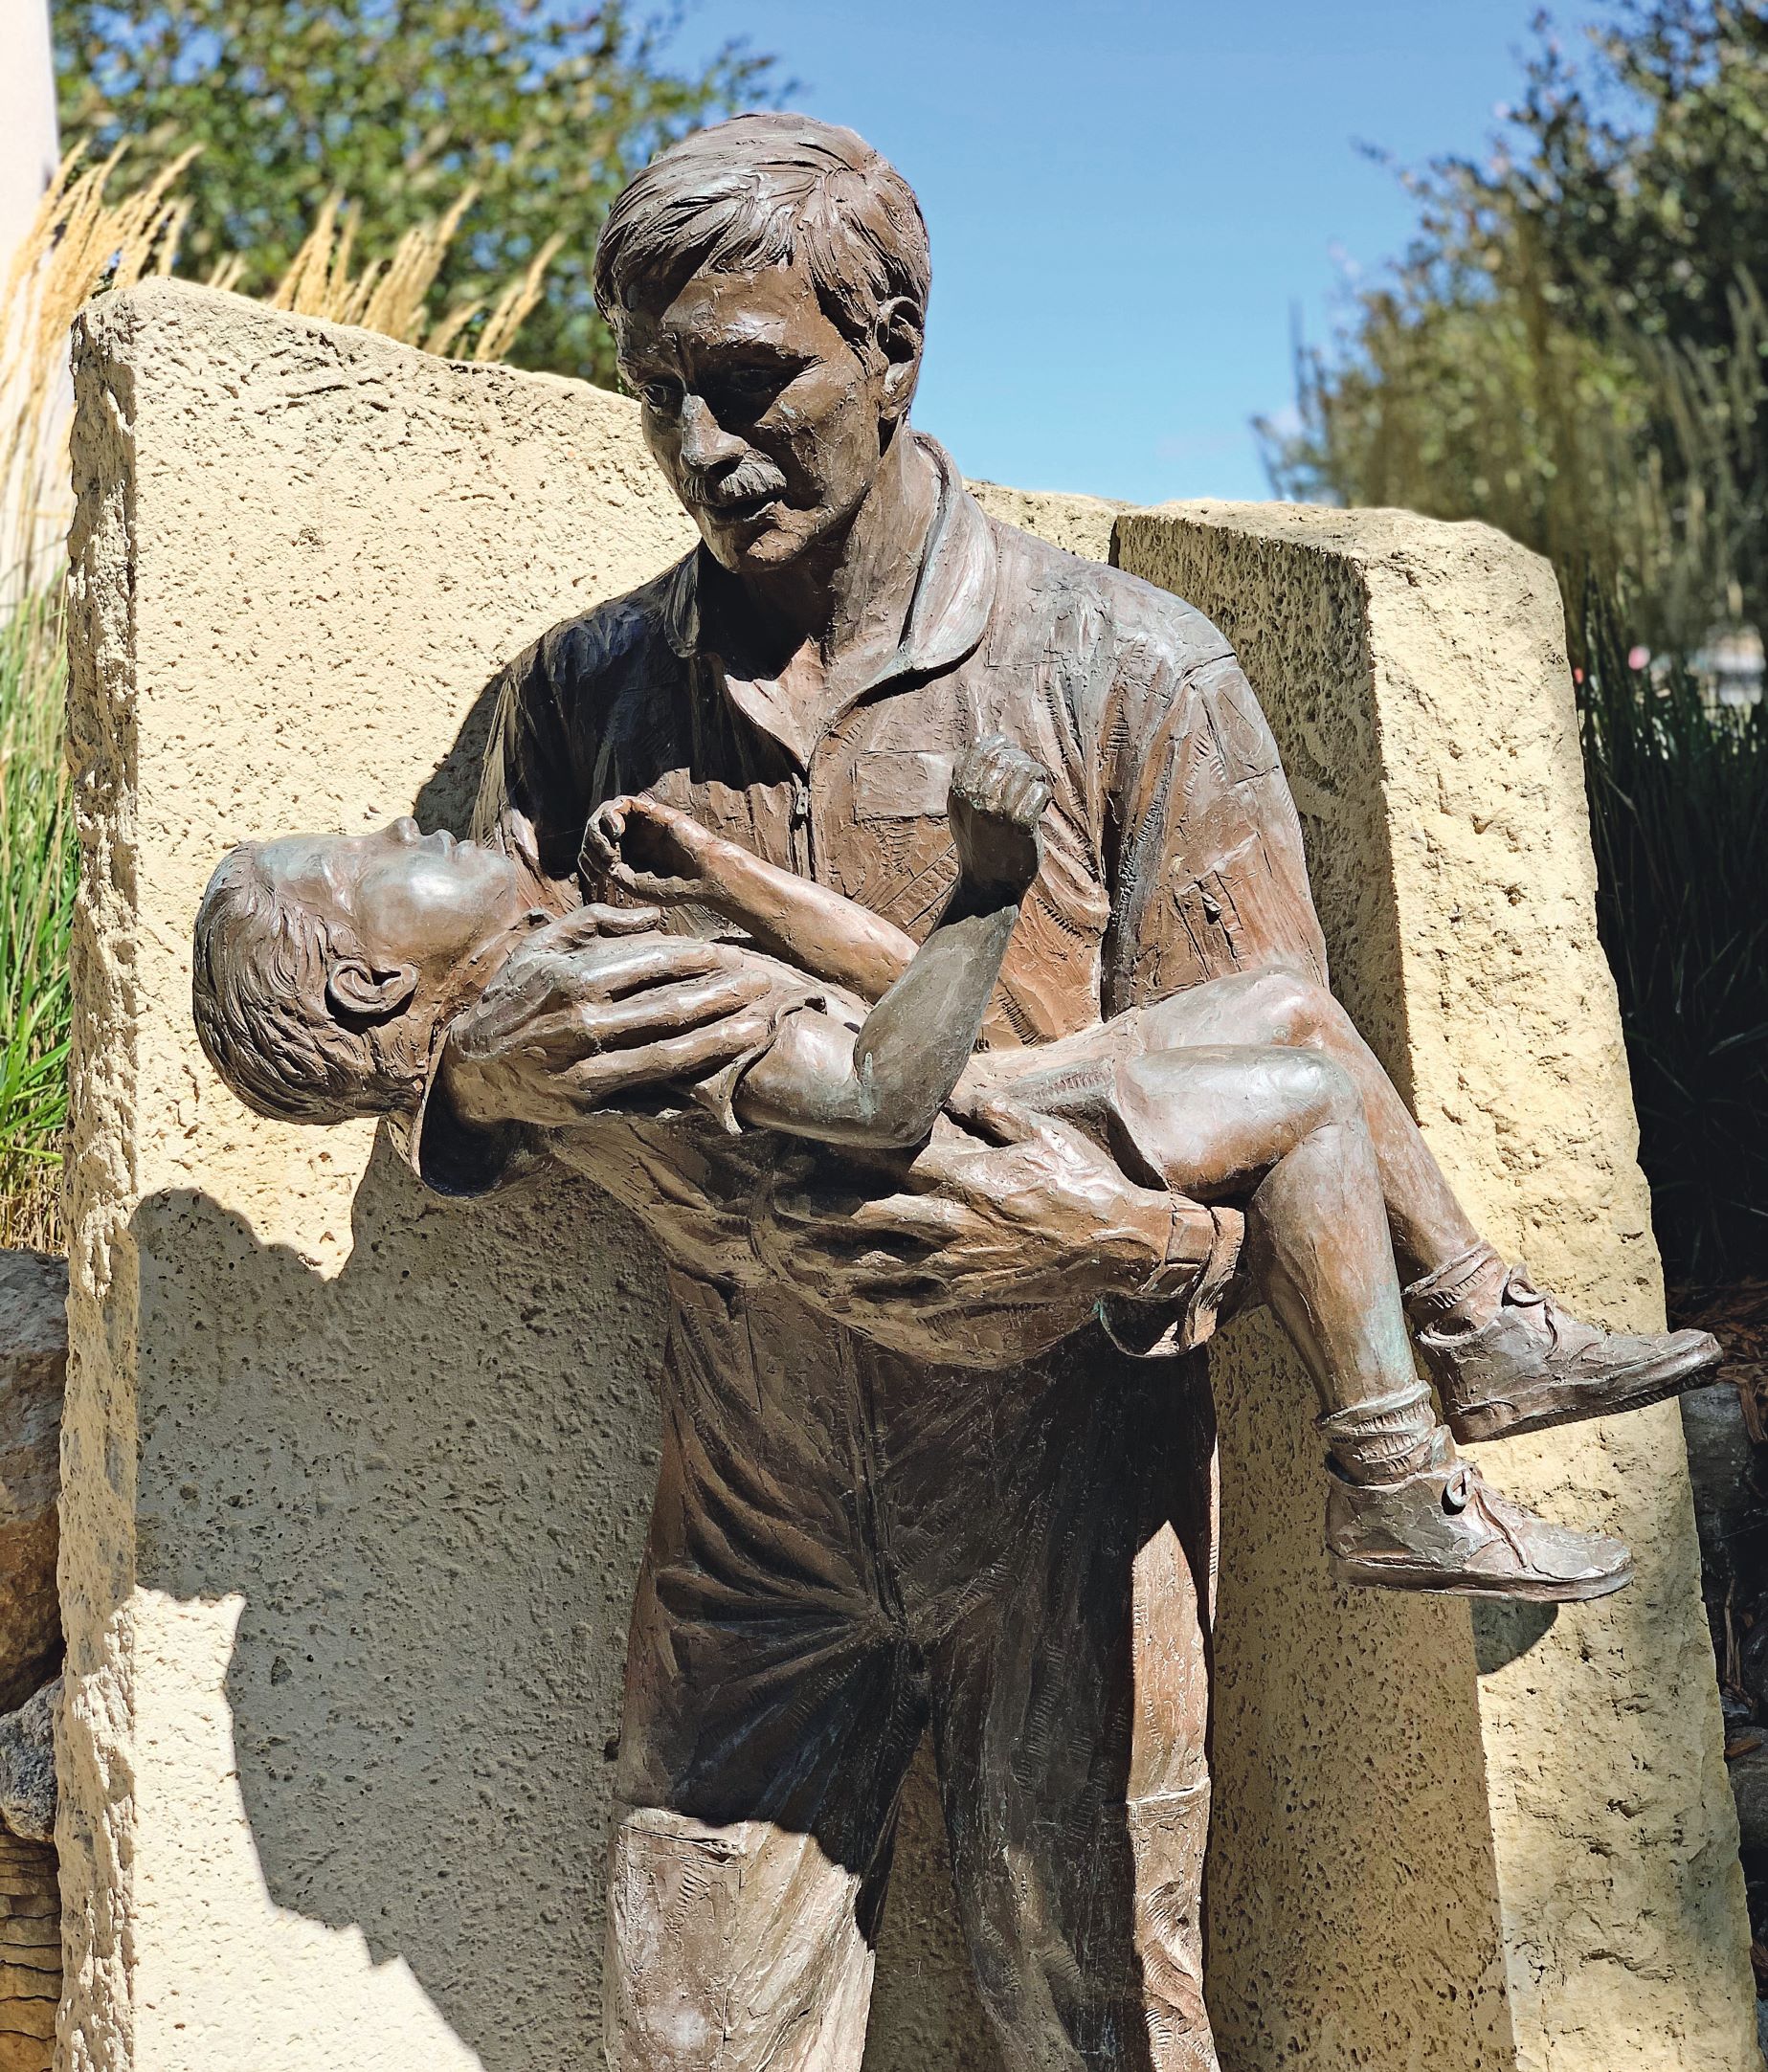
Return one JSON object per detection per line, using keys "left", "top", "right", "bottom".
{"left": 850, "top": 747, "right": 954, "bottom": 822}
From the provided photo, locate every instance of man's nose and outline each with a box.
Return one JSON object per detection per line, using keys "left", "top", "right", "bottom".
{"left": 677, "top": 394, "right": 747, "bottom": 474}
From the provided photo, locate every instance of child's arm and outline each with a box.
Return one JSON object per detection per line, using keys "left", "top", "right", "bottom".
{"left": 582, "top": 793, "right": 921, "bottom": 1003}
{"left": 582, "top": 741, "right": 1050, "bottom": 1153}
{"left": 733, "top": 740, "right": 1050, "bottom": 1149}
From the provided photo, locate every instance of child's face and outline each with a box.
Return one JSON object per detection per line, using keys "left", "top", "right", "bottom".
{"left": 257, "top": 819, "right": 529, "bottom": 985}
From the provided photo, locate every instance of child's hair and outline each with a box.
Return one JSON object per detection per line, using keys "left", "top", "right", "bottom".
{"left": 192, "top": 842, "right": 426, "bottom": 1125}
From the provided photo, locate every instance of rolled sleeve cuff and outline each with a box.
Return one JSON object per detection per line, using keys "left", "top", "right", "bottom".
{"left": 1097, "top": 1203, "right": 1245, "bottom": 1359}
{"left": 391, "top": 1039, "right": 539, "bottom": 1199}
{"left": 681, "top": 986, "right": 830, "bottom": 1135}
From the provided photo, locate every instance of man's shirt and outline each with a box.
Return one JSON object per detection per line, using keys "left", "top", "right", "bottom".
{"left": 429, "top": 436, "right": 1332, "bottom": 1530}
{"left": 471, "top": 436, "right": 1327, "bottom": 1053}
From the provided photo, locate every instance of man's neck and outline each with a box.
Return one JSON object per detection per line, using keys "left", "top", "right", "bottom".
{"left": 743, "top": 429, "right": 939, "bottom": 686}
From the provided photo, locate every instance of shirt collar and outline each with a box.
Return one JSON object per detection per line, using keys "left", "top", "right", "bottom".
{"left": 659, "top": 431, "right": 997, "bottom": 695}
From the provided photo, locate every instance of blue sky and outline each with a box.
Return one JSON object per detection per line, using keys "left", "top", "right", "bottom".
{"left": 675, "top": 0, "right": 1602, "bottom": 503}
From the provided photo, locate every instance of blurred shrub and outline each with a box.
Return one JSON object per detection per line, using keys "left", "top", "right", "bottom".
{"left": 1266, "top": 2, "right": 1768, "bottom": 1275}
{"left": 1264, "top": 2, "right": 1768, "bottom": 659}
{"left": 1579, "top": 588, "right": 1768, "bottom": 1280}
{"left": 56, "top": 0, "right": 778, "bottom": 384}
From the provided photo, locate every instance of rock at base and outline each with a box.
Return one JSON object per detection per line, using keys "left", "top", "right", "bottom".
{"left": 0, "top": 1828, "right": 56, "bottom": 2072}
{"left": 0, "top": 1253, "right": 63, "bottom": 1718}
{"left": 0, "top": 1682, "right": 56, "bottom": 1848}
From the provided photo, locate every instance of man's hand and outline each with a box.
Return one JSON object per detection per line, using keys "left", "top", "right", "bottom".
{"left": 438, "top": 904, "right": 790, "bottom": 1131}
{"left": 751, "top": 1103, "right": 1180, "bottom": 1367}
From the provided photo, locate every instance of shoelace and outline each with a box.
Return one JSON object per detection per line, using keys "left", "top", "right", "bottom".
{"left": 1443, "top": 1463, "right": 1532, "bottom": 1568}
{"left": 1505, "top": 1266, "right": 1566, "bottom": 1356}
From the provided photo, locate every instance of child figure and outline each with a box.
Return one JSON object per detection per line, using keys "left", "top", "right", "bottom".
{"left": 194, "top": 741, "right": 1707, "bottom": 1603}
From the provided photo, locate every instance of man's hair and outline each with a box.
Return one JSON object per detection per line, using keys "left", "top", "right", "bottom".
{"left": 192, "top": 843, "right": 422, "bottom": 1125}
{"left": 593, "top": 113, "right": 930, "bottom": 344}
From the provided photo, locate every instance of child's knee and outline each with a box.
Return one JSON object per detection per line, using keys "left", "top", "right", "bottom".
{"left": 1274, "top": 1048, "right": 1360, "bottom": 1133}
{"left": 1246, "top": 963, "right": 1336, "bottom": 1048}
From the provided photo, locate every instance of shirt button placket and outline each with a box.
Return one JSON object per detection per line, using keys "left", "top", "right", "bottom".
{"left": 790, "top": 772, "right": 813, "bottom": 879}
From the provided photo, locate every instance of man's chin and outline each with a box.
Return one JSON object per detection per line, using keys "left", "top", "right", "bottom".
{"left": 699, "top": 508, "right": 821, "bottom": 577}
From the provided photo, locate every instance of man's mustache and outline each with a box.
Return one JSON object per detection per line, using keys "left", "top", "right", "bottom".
{"left": 684, "top": 454, "right": 790, "bottom": 510}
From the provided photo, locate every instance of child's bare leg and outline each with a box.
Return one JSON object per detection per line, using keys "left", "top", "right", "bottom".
{"left": 1099, "top": 1044, "right": 1632, "bottom": 1598}
{"left": 1132, "top": 966, "right": 1479, "bottom": 1282}
{"left": 1130, "top": 965, "right": 1720, "bottom": 1442}
{"left": 1110, "top": 1045, "right": 1428, "bottom": 1462}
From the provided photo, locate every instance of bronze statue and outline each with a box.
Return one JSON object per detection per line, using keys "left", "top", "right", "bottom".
{"left": 192, "top": 113, "right": 1719, "bottom": 2072}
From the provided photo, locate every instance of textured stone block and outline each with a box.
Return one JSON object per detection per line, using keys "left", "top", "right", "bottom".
{"left": 1117, "top": 501, "right": 1757, "bottom": 2072}
{"left": 65, "top": 278, "right": 1749, "bottom": 2072}
{"left": 0, "top": 1831, "right": 56, "bottom": 2072}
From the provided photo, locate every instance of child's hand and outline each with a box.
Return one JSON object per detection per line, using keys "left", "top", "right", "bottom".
{"left": 947, "top": 736, "right": 1052, "bottom": 901}
{"left": 581, "top": 793, "right": 724, "bottom": 904}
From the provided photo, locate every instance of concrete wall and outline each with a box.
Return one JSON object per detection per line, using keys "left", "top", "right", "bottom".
{"left": 1118, "top": 501, "right": 1757, "bottom": 2071}
{"left": 62, "top": 283, "right": 1755, "bottom": 2072}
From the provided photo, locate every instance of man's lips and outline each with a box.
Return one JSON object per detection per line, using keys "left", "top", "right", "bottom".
{"left": 700, "top": 483, "right": 780, "bottom": 518}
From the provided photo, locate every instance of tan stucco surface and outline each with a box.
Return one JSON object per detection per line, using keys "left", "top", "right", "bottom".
{"left": 964, "top": 479, "right": 1123, "bottom": 563}
{"left": 1118, "top": 501, "right": 1757, "bottom": 2071}
{"left": 61, "top": 283, "right": 1754, "bottom": 2072}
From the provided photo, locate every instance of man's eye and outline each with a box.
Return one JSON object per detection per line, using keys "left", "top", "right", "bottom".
{"left": 639, "top": 381, "right": 681, "bottom": 412}
{"left": 722, "top": 369, "right": 784, "bottom": 412}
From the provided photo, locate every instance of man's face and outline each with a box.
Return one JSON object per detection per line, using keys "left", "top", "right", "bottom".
{"left": 257, "top": 821, "right": 528, "bottom": 986}
{"left": 615, "top": 257, "right": 914, "bottom": 580}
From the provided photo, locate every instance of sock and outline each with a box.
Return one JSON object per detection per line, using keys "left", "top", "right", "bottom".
{"left": 1317, "top": 1379, "right": 1443, "bottom": 1484}
{"left": 1405, "top": 1242, "right": 1507, "bottom": 1337}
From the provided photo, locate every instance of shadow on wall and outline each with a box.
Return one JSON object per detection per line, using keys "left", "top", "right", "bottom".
{"left": 132, "top": 1143, "right": 1001, "bottom": 2071}
{"left": 136, "top": 1147, "right": 664, "bottom": 2064}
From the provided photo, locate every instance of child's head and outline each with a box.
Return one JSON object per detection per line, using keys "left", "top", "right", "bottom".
{"left": 193, "top": 818, "right": 532, "bottom": 1124}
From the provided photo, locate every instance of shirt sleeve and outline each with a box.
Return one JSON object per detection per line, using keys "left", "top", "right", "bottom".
{"left": 1094, "top": 598, "right": 1329, "bottom": 1017}
{"left": 470, "top": 625, "right": 593, "bottom": 891}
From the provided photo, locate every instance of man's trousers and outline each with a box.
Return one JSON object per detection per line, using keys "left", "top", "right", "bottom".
{"left": 604, "top": 1279, "right": 1220, "bottom": 2072}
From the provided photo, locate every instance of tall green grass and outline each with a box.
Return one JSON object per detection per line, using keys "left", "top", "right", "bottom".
{"left": 1578, "top": 587, "right": 1768, "bottom": 1283}
{"left": 0, "top": 590, "right": 72, "bottom": 1252}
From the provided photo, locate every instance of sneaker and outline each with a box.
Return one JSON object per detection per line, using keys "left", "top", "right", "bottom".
{"left": 1325, "top": 1442, "right": 1634, "bottom": 1600}
{"left": 1413, "top": 1264, "right": 1721, "bottom": 1446}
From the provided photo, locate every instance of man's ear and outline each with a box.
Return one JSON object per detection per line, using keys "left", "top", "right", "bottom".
{"left": 325, "top": 957, "right": 419, "bottom": 1022}
{"left": 875, "top": 296, "right": 925, "bottom": 422}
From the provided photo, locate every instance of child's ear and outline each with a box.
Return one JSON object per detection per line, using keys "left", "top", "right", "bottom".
{"left": 325, "top": 958, "right": 419, "bottom": 1022}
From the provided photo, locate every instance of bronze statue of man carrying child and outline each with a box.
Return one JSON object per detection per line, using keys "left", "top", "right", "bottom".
{"left": 191, "top": 113, "right": 1718, "bottom": 2072}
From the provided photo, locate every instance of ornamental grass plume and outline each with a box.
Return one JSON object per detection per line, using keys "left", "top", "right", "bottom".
{"left": 0, "top": 149, "right": 563, "bottom": 1248}
{"left": 267, "top": 187, "right": 566, "bottom": 363}
{"left": 1, "top": 145, "right": 192, "bottom": 596}
{"left": 0, "top": 147, "right": 192, "bottom": 1248}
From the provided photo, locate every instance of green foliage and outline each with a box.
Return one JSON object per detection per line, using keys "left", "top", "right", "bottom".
{"left": 1495, "top": 0, "right": 1768, "bottom": 353}
{"left": 1268, "top": 1, "right": 1768, "bottom": 1276}
{"left": 1264, "top": 1, "right": 1768, "bottom": 655}
{"left": 1578, "top": 589, "right": 1768, "bottom": 1279}
{"left": 0, "top": 592, "right": 74, "bottom": 1252}
{"left": 56, "top": 0, "right": 781, "bottom": 384}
